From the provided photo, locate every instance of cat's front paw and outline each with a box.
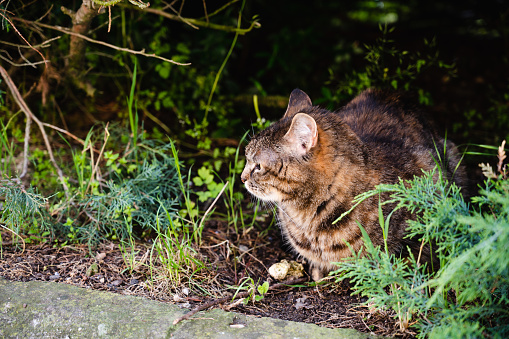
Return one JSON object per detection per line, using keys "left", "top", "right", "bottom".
{"left": 310, "top": 266, "right": 326, "bottom": 281}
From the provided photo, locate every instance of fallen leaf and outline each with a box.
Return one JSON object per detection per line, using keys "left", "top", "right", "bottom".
{"left": 86, "top": 263, "right": 99, "bottom": 277}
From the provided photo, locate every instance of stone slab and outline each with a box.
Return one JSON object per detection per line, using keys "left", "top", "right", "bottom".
{"left": 0, "top": 278, "right": 382, "bottom": 339}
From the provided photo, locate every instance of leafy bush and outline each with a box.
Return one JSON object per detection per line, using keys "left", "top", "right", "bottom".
{"left": 77, "top": 140, "right": 183, "bottom": 245}
{"left": 331, "top": 142, "right": 509, "bottom": 338}
{"left": 324, "top": 25, "right": 456, "bottom": 106}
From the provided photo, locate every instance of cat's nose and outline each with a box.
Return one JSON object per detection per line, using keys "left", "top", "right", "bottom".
{"left": 240, "top": 168, "right": 249, "bottom": 183}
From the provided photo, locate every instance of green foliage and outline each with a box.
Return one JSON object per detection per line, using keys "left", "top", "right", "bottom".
{"left": 0, "top": 114, "right": 19, "bottom": 178}
{"left": 221, "top": 133, "right": 262, "bottom": 234}
{"left": 325, "top": 24, "right": 456, "bottom": 105}
{"left": 231, "top": 277, "right": 270, "bottom": 305}
{"left": 331, "top": 143, "right": 509, "bottom": 338}
{"left": 0, "top": 179, "right": 51, "bottom": 248}
{"left": 148, "top": 206, "right": 207, "bottom": 286}
{"left": 337, "top": 222, "right": 430, "bottom": 331}
{"left": 453, "top": 83, "right": 509, "bottom": 144}
{"left": 192, "top": 166, "right": 224, "bottom": 203}
{"left": 81, "top": 140, "right": 182, "bottom": 244}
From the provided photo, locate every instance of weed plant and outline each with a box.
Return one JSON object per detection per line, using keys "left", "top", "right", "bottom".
{"left": 331, "top": 142, "right": 509, "bottom": 338}
{"left": 0, "top": 179, "right": 50, "bottom": 250}
{"left": 0, "top": 114, "right": 20, "bottom": 178}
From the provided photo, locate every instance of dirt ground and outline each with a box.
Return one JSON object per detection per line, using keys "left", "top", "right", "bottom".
{"left": 0, "top": 217, "right": 415, "bottom": 338}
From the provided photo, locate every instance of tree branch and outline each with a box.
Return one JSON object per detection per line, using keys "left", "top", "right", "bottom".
{"left": 0, "top": 7, "right": 47, "bottom": 67}
{"left": 62, "top": 1, "right": 100, "bottom": 72}
{"left": 13, "top": 17, "right": 191, "bottom": 66}
{"left": 0, "top": 65, "right": 69, "bottom": 197}
{"left": 141, "top": 6, "right": 260, "bottom": 35}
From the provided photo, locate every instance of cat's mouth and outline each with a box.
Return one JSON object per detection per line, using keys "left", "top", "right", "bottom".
{"left": 244, "top": 180, "right": 279, "bottom": 202}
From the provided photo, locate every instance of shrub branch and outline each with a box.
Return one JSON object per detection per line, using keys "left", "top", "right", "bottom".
{"left": 0, "top": 65, "right": 70, "bottom": 197}
{"left": 12, "top": 17, "right": 191, "bottom": 66}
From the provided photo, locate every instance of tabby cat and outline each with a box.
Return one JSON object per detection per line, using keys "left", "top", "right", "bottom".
{"left": 241, "top": 89, "right": 467, "bottom": 281}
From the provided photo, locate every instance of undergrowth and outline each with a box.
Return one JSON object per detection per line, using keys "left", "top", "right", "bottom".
{"left": 331, "top": 141, "right": 509, "bottom": 338}
{"left": 0, "top": 65, "right": 261, "bottom": 294}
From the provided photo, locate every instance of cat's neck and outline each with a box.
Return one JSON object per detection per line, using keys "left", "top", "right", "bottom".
{"left": 279, "top": 120, "right": 393, "bottom": 225}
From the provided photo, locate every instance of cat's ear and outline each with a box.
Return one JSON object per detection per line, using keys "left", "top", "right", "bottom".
{"left": 284, "top": 89, "right": 312, "bottom": 118}
{"left": 284, "top": 113, "right": 318, "bottom": 156}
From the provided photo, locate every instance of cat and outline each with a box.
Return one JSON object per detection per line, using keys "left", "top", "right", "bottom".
{"left": 241, "top": 88, "right": 467, "bottom": 281}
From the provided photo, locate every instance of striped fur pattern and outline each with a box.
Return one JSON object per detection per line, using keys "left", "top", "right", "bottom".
{"left": 241, "top": 89, "right": 467, "bottom": 280}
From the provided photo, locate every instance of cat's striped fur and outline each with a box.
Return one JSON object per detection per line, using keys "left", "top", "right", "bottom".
{"left": 241, "top": 89, "right": 467, "bottom": 280}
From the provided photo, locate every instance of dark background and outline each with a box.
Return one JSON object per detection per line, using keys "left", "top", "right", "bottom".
{"left": 2, "top": 0, "right": 508, "bottom": 161}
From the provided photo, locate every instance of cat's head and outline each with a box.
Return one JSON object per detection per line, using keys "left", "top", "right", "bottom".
{"left": 241, "top": 89, "right": 320, "bottom": 202}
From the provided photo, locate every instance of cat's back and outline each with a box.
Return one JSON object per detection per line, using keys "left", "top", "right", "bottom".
{"left": 336, "top": 89, "right": 444, "bottom": 177}
{"left": 337, "top": 89, "right": 435, "bottom": 149}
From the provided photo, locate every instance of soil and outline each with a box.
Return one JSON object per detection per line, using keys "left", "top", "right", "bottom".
{"left": 0, "top": 216, "right": 415, "bottom": 338}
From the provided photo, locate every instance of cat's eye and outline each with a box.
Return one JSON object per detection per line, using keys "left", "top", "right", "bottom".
{"left": 251, "top": 163, "right": 261, "bottom": 177}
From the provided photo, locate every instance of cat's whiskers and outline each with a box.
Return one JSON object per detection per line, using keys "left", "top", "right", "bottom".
{"left": 274, "top": 201, "right": 300, "bottom": 229}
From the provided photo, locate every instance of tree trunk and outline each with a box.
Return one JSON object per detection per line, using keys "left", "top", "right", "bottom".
{"left": 62, "top": 0, "right": 100, "bottom": 96}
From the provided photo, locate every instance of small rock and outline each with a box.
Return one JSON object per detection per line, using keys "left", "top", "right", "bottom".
{"left": 96, "top": 252, "right": 106, "bottom": 261}
{"left": 129, "top": 279, "right": 139, "bottom": 285}
{"left": 238, "top": 245, "right": 249, "bottom": 253}
{"left": 229, "top": 324, "right": 245, "bottom": 328}
{"left": 269, "top": 260, "right": 305, "bottom": 281}
{"left": 286, "top": 260, "right": 305, "bottom": 279}
{"left": 178, "top": 302, "right": 191, "bottom": 309}
{"left": 49, "top": 272, "right": 60, "bottom": 280}
{"left": 268, "top": 260, "right": 291, "bottom": 280}
{"left": 110, "top": 279, "right": 122, "bottom": 286}
{"left": 294, "top": 296, "right": 313, "bottom": 310}
{"left": 182, "top": 287, "right": 189, "bottom": 296}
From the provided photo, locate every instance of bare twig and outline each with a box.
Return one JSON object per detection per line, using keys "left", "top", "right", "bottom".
{"left": 133, "top": 6, "right": 260, "bottom": 35}
{"left": 0, "top": 65, "right": 69, "bottom": 197}
{"left": 202, "top": 0, "right": 209, "bottom": 23}
{"left": 172, "top": 277, "right": 308, "bottom": 325}
{"left": 0, "top": 51, "right": 50, "bottom": 68}
{"left": 40, "top": 122, "right": 100, "bottom": 154}
{"left": 497, "top": 140, "right": 506, "bottom": 178}
{"left": 197, "top": 181, "right": 228, "bottom": 231}
{"left": 86, "top": 123, "right": 110, "bottom": 194}
{"left": 141, "top": 107, "right": 172, "bottom": 135}
{"left": 13, "top": 17, "right": 191, "bottom": 66}
{"left": 107, "top": 6, "right": 112, "bottom": 32}
{"left": 0, "top": 224, "right": 26, "bottom": 253}
{"left": 20, "top": 113, "right": 31, "bottom": 179}
{"left": 0, "top": 6, "right": 47, "bottom": 67}
{"left": 204, "top": 0, "right": 240, "bottom": 20}
{"left": 0, "top": 36, "right": 61, "bottom": 49}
